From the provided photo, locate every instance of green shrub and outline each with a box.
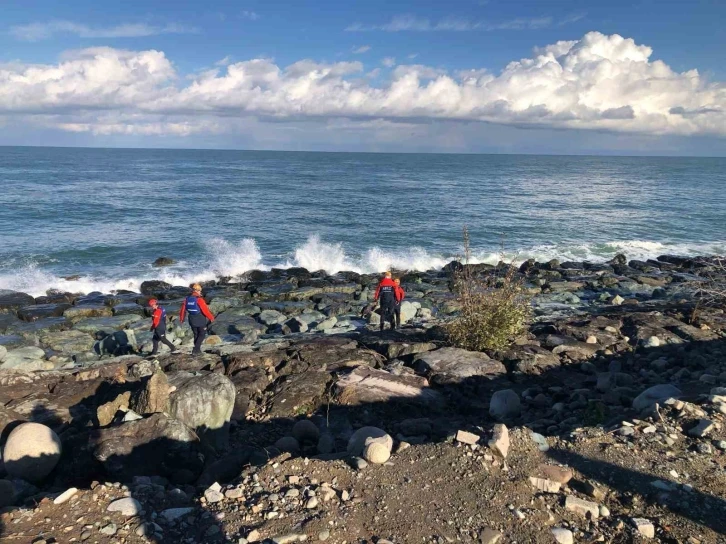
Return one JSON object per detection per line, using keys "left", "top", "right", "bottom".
{"left": 446, "top": 228, "right": 532, "bottom": 352}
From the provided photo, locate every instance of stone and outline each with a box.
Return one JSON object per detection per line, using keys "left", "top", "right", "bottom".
{"left": 335, "top": 366, "right": 442, "bottom": 406}
{"left": 100, "top": 523, "right": 118, "bottom": 536}
{"left": 132, "top": 371, "right": 171, "bottom": 415}
{"left": 479, "top": 528, "right": 502, "bottom": 544}
{"left": 347, "top": 427, "right": 393, "bottom": 457}
{"left": 537, "top": 465, "right": 573, "bottom": 484}
{"left": 455, "top": 430, "right": 480, "bottom": 445}
{"left": 305, "top": 496, "right": 319, "bottom": 509}
{"left": 631, "top": 517, "right": 655, "bottom": 538}
{"left": 488, "top": 424, "right": 509, "bottom": 459}
{"left": 529, "top": 476, "right": 561, "bottom": 494}
{"left": 490, "top": 389, "right": 521, "bottom": 420}
{"left": 168, "top": 371, "right": 236, "bottom": 449}
{"left": 0, "top": 480, "right": 15, "bottom": 508}
{"left": 97, "top": 391, "right": 132, "bottom": 427}
{"left": 529, "top": 431, "right": 549, "bottom": 452}
{"left": 565, "top": 496, "right": 599, "bottom": 518}
{"left": 107, "top": 497, "right": 143, "bottom": 517}
{"left": 204, "top": 483, "right": 224, "bottom": 504}
{"left": 0, "top": 346, "right": 48, "bottom": 370}
{"left": 611, "top": 295, "right": 625, "bottom": 305}
{"left": 363, "top": 438, "right": 392, "bottom": 464}
{"left": 160, "top": 507, "right": 195, "bottom": 522}
{"left": 551, "top": 528, "right": 574, "bottom": 544}
{"left": 317, "top": 433, "right": 335, "bottom": 454}
{"left": 644, "top": 335, "right": 661, "bottom": 348}
{"left": 632, "top": 384, "right": 682, "bottom": 412}
{"left": 688, "top": 419, "right": 715, "bottom": 437}
{"left": 292, "top": 419, "right": 320, "bottom": 444}
{"left": 414, "top": 347, "right": 506, "bottom": 385}
{"left": 275, "top": 436, "right": 301, "bottom": 453}
{"left": 63, "top": 304, "right": 113, "bottom": 320}
{"left": 3, "top": 422, "right": 62, "bottom": 482}
{"left": 53, "top": 487, "right": 78, "bottom": 505}
{"left": 92, "top": 413, "right": 202, "bottom": 481}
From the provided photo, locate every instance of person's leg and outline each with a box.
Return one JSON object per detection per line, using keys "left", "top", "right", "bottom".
{"left": 151, "top": 332, "right": 160, "bottom": 355}
{"left": 160, "top": 334, "right": 177, "bottom": 352}
{"left": 394, "top": 307, "right": 401, "bottom": 329}
{"left": 193, "top": 326, "right": 206, "bottom": 354}
{"left": 191, "top": 326, "right": 202, "bottom": 354}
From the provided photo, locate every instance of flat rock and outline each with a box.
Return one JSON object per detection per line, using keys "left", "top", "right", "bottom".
{"left": 565, "top": 495, "right": 599, "bottom": 518}
{"left": 414, "top": 347, "right": 506, "bottom": 385}
{"left": 335, "top": 366, "right": 442, "bottom": 406}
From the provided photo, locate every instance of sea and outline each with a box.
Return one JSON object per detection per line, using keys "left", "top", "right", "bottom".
{"left": 0, "top": 146, "right": 724, "bottom": 297}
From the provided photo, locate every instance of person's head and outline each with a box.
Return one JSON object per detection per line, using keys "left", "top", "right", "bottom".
{"left": 394, "top": 278, "right": 401, "bottom": 286}
{"left": 148, "top": 298, "right": 159, "bottom": 309}
{"left": 191, "top": 283, "right": 202, "bottom": 294}
{"left": 384, "top": 271, "right": 392, "bottom": 279}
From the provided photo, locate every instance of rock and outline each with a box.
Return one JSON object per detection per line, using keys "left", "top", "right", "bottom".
{"left": 132, "top": 371, "right": 171, "bottom": 415}
{"left": 537, "top": 465, "right": 573, "bottom": 484}
{"left": 258, "top": 310, "right": 287, "bottom": 326}
{"left": 633, "top": 384, "right": 682, "bottom": 412}
{"left": 363, "top": 437, "right": 392, "bottom": 464}
{"left": 275, "top": 436, "right": 301, "bottom": 453}
{"left": 0, "top": 346, "right": 48, "bottom": 370}
{"left": 64, "top": 304, "right": 113, "bottom": 320}
{"left": 140, "top": 280, "right": 172, "bottom": 295}
{"left": 107, "top": 497, "right": 143, "bottom": 517}
{"left": 347, "top": 427, "right": 393, "bottom": 457}
{"left": 17, "top": 303, "right": 71, "bottom": 322}
{"left": 0, "top": 290, "right": 35, "bottom": 311}
{"left": 92, "top": 413, "right": 202, "bottom": 481}
{"left": 529, "top": 476, "right": 561, "bottom": 494}
{"left": 0, "top": 344, "right": 6, "bottom": 362}
{"left": 488, "top": 424, "right": 509, "bottom": 459}
{"left": 631, "top": 517, "right": 655, "bottom": 538}
{"left": 0, "top": 480, "right": 15, "bottom": 508}
{"left": 688, "top": 419, "right": 715, "bottom": 437}
{"left": 292, "top": 419, "right": 320, "bottom": 444}
{"left": 479, "top": 528, "right": 502, "bottom": 544}
{"left": 305, "top": 496, "right": 319, "bottom": 509}
{"left": 100, "top": 523, "right": 118, "bottom": 536}
{"left": 611, "top": 295, "right": 625, "bottom": 306}
{"left": 204, "top": 483, "right": 224, "bottom": 503}
{"left": 565, "top": 496, "right": 599, "bottom": 518}
{"left": 168, "top": 371, "right": 236, "bottom": 449}
{"left": 53, "top": 487, "right": 78, "bottom": 505}
{"left": 153, "top": 257, "right": 176, "bottom": 267}
{"left": 97, "top": 391, "right": 132, "bottom": 427}
{"left": 529, "top": 431, "right": 549, "bottom": 452}
{"left": 73, "top": 315, "right": 142, "bottom": 334}
{"left": 455, "top": 430, "right": 480, "bottom": 445}
{"left": 599, "top": 505, "right": 611, "bottom": 517}
{"left": 644, "top": 335, "right": 661, "bottom": 348}
{"left": 266, "top": 371, "right": 331, "bottom": 418}
{"left": 551, "top": 528, "right": 574, "bottom": 544}
{"left": 3, "top": 422, "right": 62, "bottom": 482}
{"left": 160, "top": 507, "right": 195, "bottom": 522}
{"left": 317, "top": 433, "right": 335, "bottom": 454}
{"left": 335, "top": 366, "right": 442, "bottom": 406}
{"left": 490, "top": 389, "right": 521, "bottom": 420}
{"left": 414, "top": 347, "right": 506, "bottom": 385}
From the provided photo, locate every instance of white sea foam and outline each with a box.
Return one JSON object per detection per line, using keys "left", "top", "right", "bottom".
{"left": 1, "top": 236, "right": 724, "bottom": 297}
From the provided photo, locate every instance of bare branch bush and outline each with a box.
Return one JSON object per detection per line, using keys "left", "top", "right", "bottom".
{"left": 446, "top": 227, "right": 532, "bottom": 352}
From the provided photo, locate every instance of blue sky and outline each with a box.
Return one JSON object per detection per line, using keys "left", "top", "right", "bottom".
{"left": 0, "top": 0, "right": 724, "bottom": 154}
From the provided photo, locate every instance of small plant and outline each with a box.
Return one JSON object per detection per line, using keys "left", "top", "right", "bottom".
{"left": 446, "top": 227, "right": 532, "bottom": 352}
{"left": 687, "top": 256, "right": 726, "bottom": 324}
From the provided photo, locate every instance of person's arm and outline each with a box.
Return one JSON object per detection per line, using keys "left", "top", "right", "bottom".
{"left": 373, "top": 281, "right": 382, "bottom": 301}
{"left": 179, "top": 302, "right": 186, "bottom": 323}
{"left": 399, "top": 287, "right": 405, "bottom": 302}
{"left": 151, "top": 308, "right": 161, "bottom": 329}
{"left": 198, "top": 298, "right": 215, "bottom": 322}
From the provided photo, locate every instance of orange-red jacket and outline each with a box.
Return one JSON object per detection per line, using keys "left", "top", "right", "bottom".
{"left": 394, "top": 285, "right": 405, "bottom": 303}
{"left": 151, "top": 307, "right": 166, "bottom": 329}
{"left": 179, "top": 294, "right": 215, "bottom": 322}
{"left": 374, "top": 277, "right": 396, "bottom": 301}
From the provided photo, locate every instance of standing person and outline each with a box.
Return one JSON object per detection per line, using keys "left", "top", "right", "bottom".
{"left": 148, "top": 299, "right": 178, "bottom": 355}
{"left": 393, "top": 278, "right": 405, "bottom": 329}
{"left": 179, "top": 283, "right": 215, "bottom": 356}
{"left": 373, "top": 271, "right": 397, "bottom": 331}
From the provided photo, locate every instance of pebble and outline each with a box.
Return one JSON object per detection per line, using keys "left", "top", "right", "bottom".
{"left": 351, "top": 457, "right": 368, "bottom": 470}
{"left": 318, "top": 529, "right": 330, "bottom": 541}
{"left": 631, "top": 517, "right": 655, "bottom": 538}
{"left": 305, "top": 496, "right": 319, "bottom": 509}
{"left": 565, "top": 496, "right": 600, "bottom": 518}
{"left": 529, "top": 476, "right": 561, "bottom": 494}
{"left": 455, "top": 430, "right": 480, "bottom": 445}
{"left": 272, "top": 534, "right": 308, "bottom": 544}
{"left": 160, "top": 507, "right": 195, "bottom": 522}
{"left": 479, "top": 527, "right": 503, "bottom": 544}
{"left": 551, "top": 528, "right": 574, "bottom": 544}
{"left": 488, "top": 424, "right": 510, "bottom": 459}
{"left": 53, "top": 487, "right": 78, "bottom": 505}
{"left": 599, "top": 505, "right": 611, "bottom": 517}
{"left": 688, "top": 419, "right": 715, "bottom": 437}
{"left": 106, "top": 497, "right": 143, "bottom": 517}
{"left": 285, "top": 488, "right": 301, "bottom": 498}
{"left": 225, "top": 487, "right": 245, "bottom": 499}
{"left": 247, "top": 529, "right": 261, "bottom": 542}
{"left": 100, "top": 523, "right": 117, "bottom": 536}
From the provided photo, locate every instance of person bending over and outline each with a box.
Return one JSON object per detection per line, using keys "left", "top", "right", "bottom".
{"left": 148, "top": 299, "right": 177, "bottom": 356}
{"left": 393, "top": 278, "right": 405, "bottom": 329}
{"left": 374, "top": 271, "right": 397, "bottom": 331}
{"left": 179, "top": 283, "right": 215, "bottom": 356}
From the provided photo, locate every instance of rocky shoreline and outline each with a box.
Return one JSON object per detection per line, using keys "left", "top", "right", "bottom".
{"left": 0, "top": 253, "right": 725, "bottom": 543}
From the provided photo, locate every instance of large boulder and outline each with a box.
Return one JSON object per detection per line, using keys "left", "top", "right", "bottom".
{"left": 167, "top": 372, "right": 235, "bottom": 449}
{"left": 73, "top": 315, "right": 143, "bottom": 334}
{"left": 131, "top": 371, "right": 171, "bottom": 415}
{"left": 633, "top": 384, "right": 682, "bottom": 412}
{"left": 209, "top": 309, "right": 266, "bottom": 336}
{"left": 92, "top": 413, "right": 202, "bottom": 481}
{"left": 347, "top": 426, "right": 393, "bottom": 457}
{"left": 139, "top": 280, "right": 172, "bottom": 296}
{"left": 0, "top": 290, "right": 35, "bottom": 312}
{"left": 17, "top": 303, "right": 72, "bottom": 322}
{"left": 398, "top": 301, "right": 419, "bottom": 323}
{"left": 414, "top": 347, "right": 507, "bottom": 386}
{"left": 0, "top": 346, "right": 50, "bottom": 371}
{"left": 3, "top": 422, "right": 62, "bottom": 482}
{"left": 39, "top": 330, "right": 95, "bottom": 355}
{"left": 63, "top": 305, "right": 113, "bottom": 320}
{"left": 335, "top": 366, "right": 442, "bottom": 407}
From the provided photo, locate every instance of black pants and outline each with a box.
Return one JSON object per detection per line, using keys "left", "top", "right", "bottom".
{"left": 379, "top": 301, "right": 396, "bottom": 330}
{"left": 152, "top": 329, "right": 176, "bottom": 354}
{"left": 394, "top": 305, "right": 401, "bottom": 328}
{"left": 192, "top": 325, "right": 206, "bottom": 354}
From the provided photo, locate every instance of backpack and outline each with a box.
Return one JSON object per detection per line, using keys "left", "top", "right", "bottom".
{"left": 185, "top": 295, "right": 201, "bottom": 314}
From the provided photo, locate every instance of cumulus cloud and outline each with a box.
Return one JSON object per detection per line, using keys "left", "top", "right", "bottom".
{"left": 9, "top": 20, "right": 197, "bottom": 41}
{"left": 0, "top": 32, "right": 723, "bottom": 138}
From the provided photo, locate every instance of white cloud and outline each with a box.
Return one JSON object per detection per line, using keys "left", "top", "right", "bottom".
{"left": 352, "top": 45, "right": 371, "bottom": 54}
{"left": 9, "top": 20, "right": 197, "bottom": 41}
{"left": 241, "top": 11, "right": 260, "bottom": 21}
{"left": 0, "top": 32, "right": 723, "bottom": 139}
{"left": 381, "top": 57, "right": 396, "bottom": 68}
{"left": 345, "top": 13, "right": 578, "bottom": 32}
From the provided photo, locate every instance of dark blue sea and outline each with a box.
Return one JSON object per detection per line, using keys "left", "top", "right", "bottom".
{"left": 1, "top": 147, "right": 724, "bottom": 296}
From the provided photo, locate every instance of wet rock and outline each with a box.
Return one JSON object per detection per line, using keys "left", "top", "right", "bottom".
{"left": 3, "top": 422, "right": 62, "bottom": 482}
{"left": 140, "top": 280, "right": 172, "bottom": 295}
{"left": 490, "top": 389, "right": 521, "bottom": 420}
{"left": 17, "top": 303, "right": 71, "bottom": 322}
{"left": 153, "top": 257, "right": 176, "bottom": 267}
{"left": 0, "top": 290, "right": 35, "bottom": 311}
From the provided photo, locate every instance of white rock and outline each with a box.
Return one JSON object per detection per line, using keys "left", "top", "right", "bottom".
{"left": 551, "top": 528, "right": 573, "bottom": 544}
{"left": 632, "top": 384, "right": 682, "bottom": 412}
{"left": 529, "top": 477, "right": 561, "bottom": 494}
{"left": 53, "top": 487, "right": 78, "bottom": 505}
{"left": 347, "top": 427, "right": 392, "bottom": 456}
{"left": 3, "top": 422, "right": 62, "bottom": 482}
{"left": 631, "top": 517, "right": 655, "bottom": 538}
{"left": 565, "top": 496, "right": 599, "bottom": 518}
{"left": 455, "top": 430, "right": 480, "bottom": 445}
{"left": 488, "top": 424, "right": 510, "bottom": 459}
{"left": 107, "top": 497, "right": 143, "bottom": 517}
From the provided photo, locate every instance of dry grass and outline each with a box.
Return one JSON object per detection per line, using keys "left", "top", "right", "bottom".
{"left": 446, "top": 228, "right": 532, "bottom": 352}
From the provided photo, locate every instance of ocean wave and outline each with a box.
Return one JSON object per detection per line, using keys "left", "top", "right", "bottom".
{"left": 1, "top": 236, "right": 724, "bottom": 297}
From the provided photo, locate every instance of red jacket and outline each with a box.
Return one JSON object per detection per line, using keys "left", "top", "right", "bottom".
{"left": 394, "top": 285, "right": 405, "bottom": 303}
{"left": 179, "top": 295, "right": 215, "bottom": 322}
{"left": 151, "top": 307, "right": 165, "bottom": 329}
{"left": 374, "top": 277, "right": 396, "bottom": 301}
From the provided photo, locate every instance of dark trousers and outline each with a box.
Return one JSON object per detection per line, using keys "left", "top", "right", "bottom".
{"left": 379, "top": 301, "right": 396, "bottom": 330}
{"left": 394, "top": 305, "right": 401, "bottom": 328}
{"left": 192, "top": 325, "right": 206, "bottom": 354}
{"left": 152, "top": 329, "right": 176, "bottom": 354}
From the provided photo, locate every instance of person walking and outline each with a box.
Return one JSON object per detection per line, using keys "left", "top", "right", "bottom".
{"left": 393, "top": 277, "right": 405, "bottom": 329}
{"left": 148, "top": 299, "right": 177, "bottom": 355}
{"left": 179, "top": 283, "right": 215, "bottom": 356}
{"left": 373, "top": 271, "right": 397, "bottom": 331}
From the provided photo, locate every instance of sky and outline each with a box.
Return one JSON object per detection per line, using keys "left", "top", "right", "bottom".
{"left": 0, "top": 0, "right": 724, "bottom": 155}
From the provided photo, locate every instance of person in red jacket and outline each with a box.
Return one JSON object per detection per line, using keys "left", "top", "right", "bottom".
{"left": 373, "top": 271, "right": 397, "bottom": 331}
{"left": 179, "top": 283, "right": 215, "bottom": 356}
{"left": 148, "top": 299, "right": 178, "bottom": 355}
{"left": 393, "top": 278, "right": 405, "bottom": 329}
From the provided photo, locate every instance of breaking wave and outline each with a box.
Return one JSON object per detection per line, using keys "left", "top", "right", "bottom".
{"left": 1, "top": 236, "right": 724, "bottom": 297}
